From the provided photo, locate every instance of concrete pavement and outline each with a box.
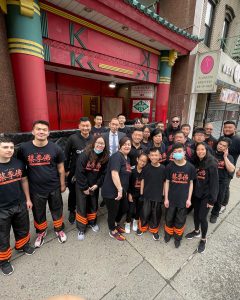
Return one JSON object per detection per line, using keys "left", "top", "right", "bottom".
{"left": 1, "top": 170, "right": 240, "bottom": 300}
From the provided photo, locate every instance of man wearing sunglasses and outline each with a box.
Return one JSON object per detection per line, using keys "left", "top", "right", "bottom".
{"left": 164, "top": 116, "right": 181, "bottom": 146}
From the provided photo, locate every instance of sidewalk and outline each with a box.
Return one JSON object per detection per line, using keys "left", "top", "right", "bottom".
{"left": 1, "top": 170, "right": 240, "bottom": 300}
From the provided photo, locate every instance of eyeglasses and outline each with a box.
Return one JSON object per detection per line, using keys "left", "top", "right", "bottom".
{"left": 172, "top": 120, "right": 179, "bottom": 123}
{"left": 95, "top": 142, "right": 105, "bottom": 146}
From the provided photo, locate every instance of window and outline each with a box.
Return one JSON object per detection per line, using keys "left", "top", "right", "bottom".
{"left": 220, "top": 5, "right": 235, "bottom": 51}
{"left": 204, "top": 1, "right": 215, "bottom": 47}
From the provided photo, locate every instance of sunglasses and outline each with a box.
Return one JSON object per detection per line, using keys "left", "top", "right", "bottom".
{"left": 172, "top": 120, "right": 179, "bottom": 123}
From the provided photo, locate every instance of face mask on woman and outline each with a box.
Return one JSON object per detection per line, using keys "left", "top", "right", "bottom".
{"left": 94, "top": 149, "right": 103, "bottom": 154}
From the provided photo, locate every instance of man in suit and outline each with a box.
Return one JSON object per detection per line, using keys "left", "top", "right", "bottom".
{"left": 102, "top": 118, "right": 126, "bottom": 156}
{"left": 100, "top": 117, "right": 126, "bottom": 207}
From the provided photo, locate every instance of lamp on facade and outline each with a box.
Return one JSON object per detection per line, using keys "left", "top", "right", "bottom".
{"left": 109, "top": 82, "right": 116, "bottom": 88}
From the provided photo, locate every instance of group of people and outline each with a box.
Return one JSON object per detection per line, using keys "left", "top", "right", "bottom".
{"left": 0, "top": 114, "right": 240, "bottom": 276}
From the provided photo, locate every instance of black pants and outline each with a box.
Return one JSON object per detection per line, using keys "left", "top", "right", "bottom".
{"left": 76, "top": 188, "right": 98, "bottom": 232}
{"left": 211, "top": 179, "right": 230, "bottom": 217}
{"left": 139, "top": 200, "right": 162, "bottom": 234}
{"left": 67, "top": 173, "right": 76, "bottom": 212}
{"left": 165, "top": 206, "right": 187, "bottom": 240}
{"left": 31, "top": 188, "right": 64, "bottom": 233}
{"left": 193, "top": 197, "right": 210, "bottom": 239}
{"left": 0, "top": 202, "right": 30, "bottom": 263}
{"left": 222, "top": 180, "right": 231, "bottom": 206}
{"left": 126, "top": 196, "right": 143, "bottom": 223}
{"left": 105, "top": 196, "right": 128, "bottom": 231}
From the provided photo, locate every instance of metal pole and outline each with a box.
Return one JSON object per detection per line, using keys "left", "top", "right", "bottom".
{"left": 219, "top": 102, "right": 227, "bottom": 138}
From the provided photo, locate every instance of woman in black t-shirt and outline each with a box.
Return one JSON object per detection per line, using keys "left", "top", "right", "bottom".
{"left": 185, "top": 142, "right": 219, "bottom": 254}
{"left": 147, "top": 128, "right": 166, "bottom": 163}
{"left": 75, "top": 136, "right": 109, "bottom": 241}
{"left": 142, "top": 126, "right": 152, "bottom": 148}
{"left": 101, "top": 137, "right": 132, "bottom": 241}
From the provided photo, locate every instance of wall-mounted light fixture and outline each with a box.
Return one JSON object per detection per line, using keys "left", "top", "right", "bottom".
{"left": 109, "top": 82, "right": 116, "bottom": 88}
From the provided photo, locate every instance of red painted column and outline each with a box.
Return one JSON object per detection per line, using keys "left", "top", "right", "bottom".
{"left": 6, "top": 1, "right": 49, "bottom": 131}
{"left": 155, "top": 83, "right": 171, "bottom": 124}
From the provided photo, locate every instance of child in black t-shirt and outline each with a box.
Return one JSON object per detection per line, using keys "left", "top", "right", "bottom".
{"left": 125, "top": 153, "right": 148, "bottom": 233}
{"left": 0, "top": 137, "right": 35, "bottom": 276}
{"left": 164, "top": 143, "right": 196, "bottom": 248}
{"left": 137, "top": 148, "right": 165, "bottom": 241}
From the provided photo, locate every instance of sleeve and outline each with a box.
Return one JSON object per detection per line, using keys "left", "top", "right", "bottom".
{"left": 109, "top": 153, "right": 121, "bottom": 172}
{"left": 75, "top": 152, "right": 89, "bottom": 190}
{"left": 165, "top": 165, "right": 171, "bottom": 180}
{"left": 55, "top": 145, "right": 65, "bottom": 164}
{"left": 16, "top": 145, "right": 25, "bottom": 163}
{"left": 96, "top": 162, "right": 108, "bottom": 188}
{"left": 20, "top": 161, "right": 27, "bottom": 177}
{"left": 64, "top": 136, "right": 73, "bottom": 172}
{"left": 208, "top": 165, "right": 219, "bottom": 205}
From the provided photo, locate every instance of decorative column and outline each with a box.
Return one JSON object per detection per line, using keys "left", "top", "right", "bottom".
{"left": 155, "top": 50, "right": 177, "bottom": 124}
{"left": 6, "top": 0, "right": 49, "bottom": 131}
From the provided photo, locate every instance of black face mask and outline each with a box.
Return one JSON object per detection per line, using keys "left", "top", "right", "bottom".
{"left": 224, "top": 133, "right": 234, "bottom": 137}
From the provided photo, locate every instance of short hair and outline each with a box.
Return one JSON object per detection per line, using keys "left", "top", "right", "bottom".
{"left": 141, "top": 113, "right": 149, "bottom": 119}
{"left": 171, "top": 116, "right": 180, "bottom": 120}
{"left": 172, "top": 143, "right": 184, "bottom": 151}
{"left": 133, "top": 118, "right": 142, "bottom": 124}
{"left": 79, "top": 117, "right": 90, "bottom": 123}
{"left": 224, "top": 121, "right": 236, "bottom": 127}
{"left": 193, "top": 127, "right": 205, "bottom": 136}
{"left": 94, "top": 113, "right": 103, "bottom": 119}
{"left": 119, "top": 136, "right": 131, "bottom": 148}
{"left": 117, "top": 113, "right": 126, "bottom": 118}
{"left": 32, "top": 120, "right": 49, "bottom": 129}
{"left": 156, "top": 121, "right": 164, "bottom": 125}
{"left": 110, "top": 117, "right": 119, "bottom": 123}
{"left": 142, "top": 125, "right": 151, "bottom": 132}
{"left": 149, "top": 147, "right": 160, "bottom": 153}
{"left": 173, "top": 130, "right": 185, "bottom": 137}
{"left": 218, "top": 136, "right": 232, "bottom": 147}
{"left": 132, "top": 128, "right": 143, "bottom": 134}
{"left": 137, "top": 152, "right": 148, "bottom": 160}
{"left": 0, "top": 136, "right": 14, "bottom": 145}
{"left": 151, "top": 128, "right": 162, "bottom": 138}
{"left": 181, "top": 123, "right": 191, "bottom": 129}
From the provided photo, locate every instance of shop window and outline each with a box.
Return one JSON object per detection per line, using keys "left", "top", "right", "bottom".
{"left": 220, "top": 5, "right": 235, "bottom": 51}
{"left": 204, "top": 0, "right": 216, "bottom": 47}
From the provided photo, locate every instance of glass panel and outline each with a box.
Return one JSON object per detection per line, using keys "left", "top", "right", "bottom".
{"left": 205, "top": 2, "right": 213, "bottom": 26}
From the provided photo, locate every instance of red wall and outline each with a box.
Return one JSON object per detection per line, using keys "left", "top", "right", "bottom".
{"left": 45, "top": 70, "right": 116, "bottom": 130}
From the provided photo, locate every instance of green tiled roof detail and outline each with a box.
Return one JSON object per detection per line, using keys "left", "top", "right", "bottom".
{"left": 124, "top": 0, "right": 203, "bottom": 42}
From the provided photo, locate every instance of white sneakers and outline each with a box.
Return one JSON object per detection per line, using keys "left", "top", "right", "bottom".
{"left": 125, "top": 220, "right": 138, "bottom": 233}
{"left": 34, "top": 231, "right": 47, "bottom": 248}
{"left": 125, "top": 223, "right": 131, "bottom": 234}
{"left": 55, "top": 230, "right": 67, "bottom": 243}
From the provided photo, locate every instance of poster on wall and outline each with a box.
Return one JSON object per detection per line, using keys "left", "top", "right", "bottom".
{"left": 132, "top": 99, "right": 151, "bottom": 113}
{"left": 131, "top": 85, "right": 154, "bottom": 98}
{"left": 220, "top": 88, "right": 240, "bottom": 105}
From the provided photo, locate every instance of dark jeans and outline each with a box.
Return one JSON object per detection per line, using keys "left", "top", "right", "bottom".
{"left": 105, "top": 196, "right": 128, "bottom": 231}
{"left": 222, "top": 181, "right": 231, "bottom": 206}
{"left": 126, "top": 196, "right": 143, "bottom": 223}
{"left": 211, "top": 179, "right": 230, "bottom": 217}
{"left": 193, "top": 197, "right": 210, "bottom": 239}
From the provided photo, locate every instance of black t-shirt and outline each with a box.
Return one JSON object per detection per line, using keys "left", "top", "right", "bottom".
{"left": 128, "top": 166, "right": 143, "bottom": 198}
{"left": 142, "top": 163, "right": 165, "bottom": 202}
{"left": 91, "top": 126, "right": 107, "bottom": 137}
{"left": 118, "top": 126, "right": 132, "bottom": 137}
{"left": 214, "top": 151, "right": 234, "bottom": 181}
{"left": 101, "top": 151, "right": 131, "bottom": 199}
{"left": 18, "top": 141, "right": 65, "bottom": 195}
{"left": 205, "top": 135, "right": 217, "bottom": 149}
{"left": 128, "top": 144, "right": 148, "bottom": 166}
{"left": 147, "top": 142, "right": 166, "bottom": 163}
{"left": 165, "top": 161, "right": 196, "bottom": 208}
{"left": 0, "top": 158, "right": 26, "bottom": 209}
{"left": 223, "top": 134, "right": 240, "bottom": 166}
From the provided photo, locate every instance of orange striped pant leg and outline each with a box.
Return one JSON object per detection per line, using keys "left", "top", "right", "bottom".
{"left": 49, "top": 188, "right": 64, "bottom": 231}
{"left": 31, "top": 192, "right": 48, "bottom": 233}
{"left": 173, "top": 207, "right": 188, "bottom": 241}
{"left": 164, "top": 224, "right": 174, "bottom": 236}
{"left": 15, "top": 233, "right": 30, "bottom": 250}
{"left": 0, "top": 209, "right": 12, "bottom": 262}
{"left": 0, "top": 247, "right": 12, "bottom": 262}
{"left": 148, "top": 201, "right": 162, "bottom": 233}
{"left": 76, "top": 212, "right": 88, "bottom": 232}
{"left": 53, "top": 216, "right": 64, "bottom": 232}
{"left": 138, "top": 219, "right": 148, "bottom": 232}
{"left": 87, "top": 212, "right": 97, "bottom": 225}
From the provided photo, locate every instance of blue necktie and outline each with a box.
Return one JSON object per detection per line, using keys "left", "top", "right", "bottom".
{"left": 112, "top": 133, "right": 117, "bottom": 154}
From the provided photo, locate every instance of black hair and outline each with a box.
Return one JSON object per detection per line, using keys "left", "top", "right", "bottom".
{"left": 149, "top": 147, "right": 160, "bottom": 153}
{"left": 117, "top": 113, "right": 126, "bottom": 118}
{"left": 141, "top": 113, "right": 149, "bottom": 119}
{"left": 171, "top": 116, "right": 180, "bottom": 121}
{"left": 224, "top": 121, "right": 236, "bottom": 127}
{"left": 79, "top": 117, "right": 90, "bottom": 123}
{"left": 218, "top": 136, "right": 232, "bottom": 147}
{"left": 142, "top": 125, "right": 151, "bottom": 132}
{"left": 94, "top": 113, "right": 103, "bottom": 119}
{"left": 133, "top": 118, "right": 142, "bottom": 124}
{"left": 151, "top": 128, "right": 162, "bottom": 138}
{"left": 194, "top": 142, "right": 217, "bottom": 169}
{"left": 137, "top": 152, "right": 148, "bottom": 160}
{"left": 193, "top": 127, "right": 205, "bottom": 136}
{"left": 172, "top": 142, "right": 184, "bottom": 151}
{"left": 156, "top": 120, "right": 164, "bottom": 124}
{"left": 32, "top": 120, "right": 49, "bottom": 128}
{"left": 132, "top": 128, "right": 143, "bottom": 133}
{"left": 85, "top": 135, "right": 109, "bottom": 165}
{"left": 119, "top": 136, "right": 131, "bottom": 148}
{"left": 173, "top": 130, "right": 185, "bottom": 137}
{"left": 0, "top": 137, "right": 14, "bottom": 144}
{"left": 181, "top": 123, "right": 191, "bottom": 129}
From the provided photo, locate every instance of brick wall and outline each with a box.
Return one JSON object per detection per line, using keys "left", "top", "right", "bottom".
{"left": 0, "top": 13, "right": 19, "bottom": 133}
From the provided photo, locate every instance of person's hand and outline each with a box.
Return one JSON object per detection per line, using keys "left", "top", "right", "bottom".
{"left": 128, "top": 194, "right": 133, "bottom": 202}
{"left": 115, "top": 190, "right": 122, "bottom": 201}
{"left": 61, "top": 184, "right": 66, "bottom": 193}
{"left": 207, "top": 203, "right": 213, "bottom": 208}
{"left": 89, "top": 185, "right": 98, "bottom": 192}
{"left": 164, "top": 199, "right": 169, "bottom": 208}
{"left": 223, "top": 148, "right": 229, "bottom": 158}
{"left": 186, "top": 199, "right": 191, "bottom": 208}
{"left": 65, "top": 171, "right": 70, "bottom": 177}
{"left": 83, "top": 189, "right": 90, "bottom": 195}
{"left": 236, "top": 169, "right": 240, "bottom": 178}
{"left": 26, "top": 199, "right": 33, "bottom": 210}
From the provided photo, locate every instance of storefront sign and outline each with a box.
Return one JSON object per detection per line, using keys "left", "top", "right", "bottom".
{"left": 131, "top": 85, "right": 154, "bottom": 98}
{"left": 193, "top": 51, "right": 219, "bottom": 93}
{"left": 220, "top": 88, "right": 240, "bottom": 105}
{"left": 132, "top": 100, "right": 151, "bottom": 113}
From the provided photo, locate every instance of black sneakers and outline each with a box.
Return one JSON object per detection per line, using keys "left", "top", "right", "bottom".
{"left": 152, "top": 233, "right": 160, "bottom": 241}
{"left": 198, "top": 239, "right": 206, "bottom": 253}
{"left": 210, "top": 215, "right": 218, "bottom": 224}
{"left": 137, "top": 229, "right": 143, "bottom": 236}
{"left": 185, "top": 230, "right": 201, "bottom": 240}
{"left": 1, "top": 261, "right": 14, "bottom": 276}
{"left": 19, "top": 243, "right": 35, "bottom": 255}
{"left": 68, "top": 211, "right": 75, "bottom": 224}
{"left": 164, "top": 234, "right": 171, "bottom": 243}
{"left": 174, "top": 239, "right": 181, "bottom": 248}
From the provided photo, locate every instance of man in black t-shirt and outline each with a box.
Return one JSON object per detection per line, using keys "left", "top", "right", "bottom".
{"left": 18, "top": 120, "right": 67, "bottom": 248}
{"left": 0, "top": 137, "right": 35, "bottom": 275}
{"left": 137, "top": 148, "right": 165, "bottom": 241}
{"left": 164, "top": 143, "right": 196, "bottom": 248}
{"left": 65, "top": 117, "right": 93, "bottom": 223}
{"left": 91, "top": 113, "right": 107, "bottom": 137}
{"left": 210, "top": 137, "right": 235, "bottom": 223}
{"left": 128, "top": 128, "right": 147, "bottom": 167}
{"left": 118, "top": 113, "right": 132, "bottom": 137}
